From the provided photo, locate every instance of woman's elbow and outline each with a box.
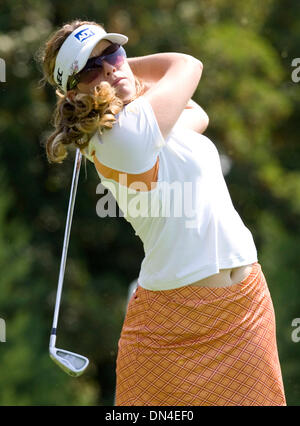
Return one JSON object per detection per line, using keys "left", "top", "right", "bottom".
{"left": 186, "top": 55, "right": 203, "bottom": 72}
{"left": 197, "top": 58, "right": 203, "bottom": 71}
{"left": 181, "top": 53, "right": 203, "bottom": 69}
{"left": 200, "top": 112, "right": 209, "bottom": 133}
{"left": 191, "top": 57, "right": 203, "bottom": 83}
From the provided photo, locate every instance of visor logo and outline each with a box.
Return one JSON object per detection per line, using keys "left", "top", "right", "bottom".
{"left": 75, "top": 28, "right": 95, "bottom": 43}
{"left": 57, "top": 68, "right": 63, "bottom": 86}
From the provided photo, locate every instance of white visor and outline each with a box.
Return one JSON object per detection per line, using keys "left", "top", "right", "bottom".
{"left": 53, "top": 24, "right": 128, "bottom": 93}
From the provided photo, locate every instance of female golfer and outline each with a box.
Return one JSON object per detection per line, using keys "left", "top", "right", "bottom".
{"left": 40, "top": 19, "right": 286, "bottom": 406}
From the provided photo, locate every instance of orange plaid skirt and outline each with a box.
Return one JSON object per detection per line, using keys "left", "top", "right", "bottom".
{"left": 115, "top": 263, "right": 286, "bottom": 406}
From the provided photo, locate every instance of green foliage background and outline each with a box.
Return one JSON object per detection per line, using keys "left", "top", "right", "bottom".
{"left": 0, "top": 0, "right": 299, "bottom": 405}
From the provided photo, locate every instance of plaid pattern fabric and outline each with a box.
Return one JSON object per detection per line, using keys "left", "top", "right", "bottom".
{"left": 115, "top": 263, "right": 286, "bottom": 406}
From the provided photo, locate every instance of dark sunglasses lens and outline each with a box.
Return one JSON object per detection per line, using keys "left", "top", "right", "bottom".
{"left": 102, "top": 43, "right": 120, "bottom": 56}
{"left": 84, "top": 44, "right": 120, "bottom": 69}
{"left": 71, "top": 45, "right": 127, "bottom": 87}
{"left": 105, "top": 46, "right": 126, "bottom": 67}
{"left": 78, "top": 69, "right": 100, "bottom": 84}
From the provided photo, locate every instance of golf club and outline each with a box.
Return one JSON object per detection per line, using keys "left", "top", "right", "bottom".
{"left": 49, "top": 148, "right": 89, "bottom": 377}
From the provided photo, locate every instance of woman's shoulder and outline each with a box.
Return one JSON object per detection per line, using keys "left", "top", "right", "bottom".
{"left": 117, "top": 95, "right": 160, "bottom": 135}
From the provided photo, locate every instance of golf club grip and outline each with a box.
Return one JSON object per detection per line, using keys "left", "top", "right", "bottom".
{"left": 50, "top": 149, "right": 82, "bottom": 340}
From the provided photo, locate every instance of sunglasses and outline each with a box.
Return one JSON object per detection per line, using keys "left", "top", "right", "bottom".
{"left": 67, "top": 44, "right": 127, "bottom": 90}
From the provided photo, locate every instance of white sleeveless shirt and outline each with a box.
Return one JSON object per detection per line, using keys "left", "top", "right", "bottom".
{"left": 83, "top": 96, "right": 258, "bottom": 291}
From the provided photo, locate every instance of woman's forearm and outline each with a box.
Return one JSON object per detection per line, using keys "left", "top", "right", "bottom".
{"left": 128, "top": 52, "right": 197, "bottom": 83}
{"left": 128, "top": 54, "right": 208, "bottom": 133}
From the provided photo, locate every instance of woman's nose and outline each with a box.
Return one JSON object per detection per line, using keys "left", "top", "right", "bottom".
{"left": 103, "top": 61, "right": 116, "bottom": 77}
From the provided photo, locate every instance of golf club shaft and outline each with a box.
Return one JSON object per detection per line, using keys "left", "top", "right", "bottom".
{"left": 50, "top": 148, "right": 82, "bottom": 348}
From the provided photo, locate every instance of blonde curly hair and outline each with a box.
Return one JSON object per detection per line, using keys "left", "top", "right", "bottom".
{"left": 38, "top": 19, "right": 144, "bottom": 163}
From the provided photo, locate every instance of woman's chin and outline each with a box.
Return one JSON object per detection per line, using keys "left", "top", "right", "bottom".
{"left": 116, "top": 87, "right": 137, "bottom": 104}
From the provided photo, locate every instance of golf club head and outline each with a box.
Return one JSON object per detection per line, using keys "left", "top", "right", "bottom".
{"left": 49, "top": 347, "right": 89, "bottom": 377}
